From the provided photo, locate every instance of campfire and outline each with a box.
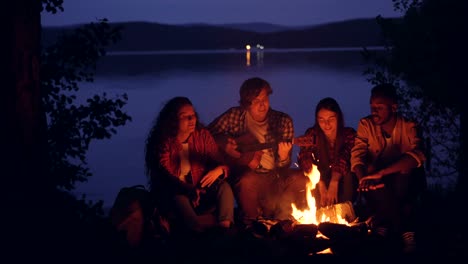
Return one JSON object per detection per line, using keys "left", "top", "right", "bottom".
{"left": 247, "top": 163, "right": 370, "bottom": 255}
{"left": 291, "top": 163, "right": 351, "bottom": 225}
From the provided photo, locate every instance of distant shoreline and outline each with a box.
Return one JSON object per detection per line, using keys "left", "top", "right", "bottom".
{"left": 107, "top": 46, "right": 386, "bottom": 56}
{"left": 43, "top": 19, "right": 389, "bottom": 52}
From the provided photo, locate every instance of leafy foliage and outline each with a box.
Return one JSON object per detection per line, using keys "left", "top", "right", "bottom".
{"left": 41, "top": 0, "right": 64, "bottom": 14}
{"left": 41, "top": 0, "right": 63, "bottom": 14}
{"left": 390, "top": 0, "right": 421, "bottom": 12}
{"left": 364, "top": 61, "right": 459, "bottom": 190}
{"left": 384, "top": 0, "right": 467, "bottom": 114}
{"left": 362, "top": 0, "right": 467, "bottom": 191}
{"left": 41, "top": 19, "right": 132, "bottom": 192}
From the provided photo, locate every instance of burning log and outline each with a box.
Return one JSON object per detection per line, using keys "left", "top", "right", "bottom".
{"left": 249, "top": 220, "right": 270, "bottom": 238}
{"left": 292, "top": 224, "right": 318, "bottom": 238}
{"left": 318, "top": 222, "right": 367, "bottom": 241}
{"left": 269, "top": 220, "right": 328, "bottom": 255}
{"left": 315, "top": 201, "right": 356, "bottom": 224}
{"left": 292, "top": 225, "right": 331, "bottom": 255}
{"left": 318, "top": 221, "right": 369, "bottom": 255}
{"left": 269, "top": 219, "right": 295, "bottom": 239}
{"left": 269, "top": 220, "right": 318, "bottom": 240}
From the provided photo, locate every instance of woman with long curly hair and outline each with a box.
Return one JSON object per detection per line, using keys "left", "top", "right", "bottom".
{"left": 144, "top": 96, "right": 234, "bottom": 235}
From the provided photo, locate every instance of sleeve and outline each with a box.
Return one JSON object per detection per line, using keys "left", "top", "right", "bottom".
{"left": 156, "top": 142, "right": 194, "bottom": 195}
{"left": 207, "top": 108, "right": 236, "bottom": 136}
{"left": 297, "top": 127, "right": 318, "bottom": 174}
{"left": 207, "top": 108, "right": 235, "bottom": 151}
{"left": 405, "top": 121, "right": 426, "bottom": 167}
{"left": 277, "top": 114, "right": 294, "bottom": 168}
{"left": 350, "top": 118, "right": 370, "bottom": 172}
{"left": 331, "top": 127, "right": 356, "bottom": 176}
{"left": 202, "top": 128, "right": 229, "bottom": 177}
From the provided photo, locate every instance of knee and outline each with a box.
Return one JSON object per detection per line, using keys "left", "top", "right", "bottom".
{"left": 173, "top": 194, "right": 190, "bottom": 205}
{"left": 236, "top": 172, "right": 257, "bottom": 190}
{"left": 218, "top": 181, "right": 232, "bottom": 192}
{"left": 288, "top": 173, "right": 310, "bottom": 190}
{"left": 289, "top": 169, "right": 308, "bottom": 181}
{"left": 217, "top": 181, "right": 235, "bottom": 200}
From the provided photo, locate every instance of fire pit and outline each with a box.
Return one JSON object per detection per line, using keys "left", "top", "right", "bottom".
{"left": 291, "top": 164, "right": 357, "bottom": 225}
{"left": 240, "top": 164, "right": 374, "bottom": 255}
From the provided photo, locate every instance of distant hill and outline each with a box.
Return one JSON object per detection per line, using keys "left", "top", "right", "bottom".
{"left": 218, "top": 22, "right": 294, "bottom": 33}
{"left": 170, "top": 22, "right": 291, "bottom": 33}
{"left": 42, "top": 18, "right": 397, "bottom": 51}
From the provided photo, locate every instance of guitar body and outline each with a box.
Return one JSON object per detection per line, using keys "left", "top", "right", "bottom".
{"left": 222, "top": 132, "right": 316, "bottom": 168}
{"left": 225, "top": 133, "right": 264, "bottom": 168}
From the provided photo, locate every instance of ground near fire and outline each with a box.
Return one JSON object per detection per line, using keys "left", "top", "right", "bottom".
{"left": 105, "top": 165, "right": 466, "bottom": 262}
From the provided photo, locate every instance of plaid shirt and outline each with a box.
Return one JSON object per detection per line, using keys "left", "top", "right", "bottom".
{"left": 298, "top": 126, "right": 356, "bottom": 180}
{"left": 156, "top": 128, "right": 224, "bottom": 194}
{"left": 208, "top": 106, "right": 294, "bottom": 168}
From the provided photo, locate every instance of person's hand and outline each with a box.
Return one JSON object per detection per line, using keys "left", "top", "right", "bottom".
{"left": 225, "top": 138, "right": 241, "bottom": 159}
{"left": 326, "top": 180, "right": 339, "bottom": 206}
{"left": 358, "top": 172, "right": 385, "bottom": 192}
{"left": 277, "top": 141, "right": 292, "bottom": 162}
{"left": 191, "top": 188, "right": 206, "bottom": 208}
{"left": 247, "top": 151, "right": 262, "bottom": 170}
{"left": 317, "top": 181, "right": 328, "bottom": 207}
{"left": 301, "top": 158, "right": 313, "bottom": 175}
{"left": 199, "top": 166, "right": 224, "bottom": 188}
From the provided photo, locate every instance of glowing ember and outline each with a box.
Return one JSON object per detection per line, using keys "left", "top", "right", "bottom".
{"left": 291, "top": 163, "right": 349, "bottom": 226}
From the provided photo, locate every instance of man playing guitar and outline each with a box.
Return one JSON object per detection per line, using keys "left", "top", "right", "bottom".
{"left": 208, "top": 77, "right": 310, "bottom": 228}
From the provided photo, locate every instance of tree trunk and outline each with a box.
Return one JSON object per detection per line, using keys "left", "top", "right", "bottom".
{"left": 4, "top": 0, "right": 50, "bottom": 246}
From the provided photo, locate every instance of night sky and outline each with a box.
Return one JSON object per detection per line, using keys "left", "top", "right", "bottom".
{"left": 42, "top": 0, "right": 402, "bottom": 27}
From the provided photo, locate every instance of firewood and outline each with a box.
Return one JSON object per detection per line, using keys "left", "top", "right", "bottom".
{"left": 269, "top": 219, "right": 295, "bottom": 239}
{"left": 249, "top": 220, "right": 269, "bottom": 238}
{"left": 292, "top": 224, "right": 318, "bottom": 238}
{"left": 318, "top": 222, "right": 364, "bottom": 241}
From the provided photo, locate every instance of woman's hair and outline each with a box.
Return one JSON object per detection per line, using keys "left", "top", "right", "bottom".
{"left": 239, "top": 77, "right": 273, "bottom": 109}
{"left": 143, "top": 96, "right": 200, "bottom": 177}
{"left": 313, "top": 97, "right": 346, "bottom": 173}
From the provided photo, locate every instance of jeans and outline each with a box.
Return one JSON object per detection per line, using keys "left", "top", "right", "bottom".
{"left": 172, "top": 180, "right": 235, "bottom": 233}
{"left": 363, "top": 168, "right": 426, "bottom": 234}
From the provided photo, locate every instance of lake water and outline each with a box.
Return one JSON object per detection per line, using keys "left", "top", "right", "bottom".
{"left": 74, "top": 48, "right": 379, "bottom": 208}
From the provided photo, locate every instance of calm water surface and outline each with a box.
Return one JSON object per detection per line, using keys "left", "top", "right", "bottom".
{"left": 75, "top": 48, "right": 377, "bottom": 207}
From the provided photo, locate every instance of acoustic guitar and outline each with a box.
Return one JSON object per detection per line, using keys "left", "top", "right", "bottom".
{"left": 223, "top": 132, "right": 316, "bottom": 167}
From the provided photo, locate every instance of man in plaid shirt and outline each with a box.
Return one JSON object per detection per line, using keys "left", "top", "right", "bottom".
{"left": 208, "top": 77, "right": 309, "bottom": 227}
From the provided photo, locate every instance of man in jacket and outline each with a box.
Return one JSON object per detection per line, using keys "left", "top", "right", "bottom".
{"left": 351, "top": 83, "right": 427, "bottom": 254}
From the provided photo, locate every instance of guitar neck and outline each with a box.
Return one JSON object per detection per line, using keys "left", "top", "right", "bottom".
{"left": 234, "top": 135, "right": 315, "bottom": 154}
{"left": 237, "top": 142, "right": 276, "bottom": 153}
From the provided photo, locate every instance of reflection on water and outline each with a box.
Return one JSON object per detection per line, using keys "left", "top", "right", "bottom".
{"left": 97, "top": 48, "right": 380, "bottom": 76}
{"left": 256, "top": 50, "right": 264, "bottom": 67}
{"left": 245, "top": 49, "right": 264, "bottom": 67}
{"left": 77, "top": 49, "right": 377, "bottom": 207}
{"left": 244, "top": 44, "right": 266, "bottom": 67}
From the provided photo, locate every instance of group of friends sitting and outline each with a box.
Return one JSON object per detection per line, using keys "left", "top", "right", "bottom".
{"left": 140, "top": 77, "right": 427, "bottom": 254}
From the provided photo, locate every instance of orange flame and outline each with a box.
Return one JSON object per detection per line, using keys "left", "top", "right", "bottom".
{"left": 291, "top": 163, "right": 349, "bottom": 225}
{"left": 291, "top": 163, "right": 320, "bottom": 224}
